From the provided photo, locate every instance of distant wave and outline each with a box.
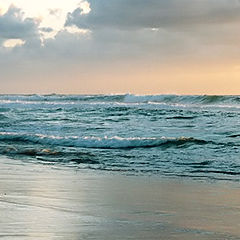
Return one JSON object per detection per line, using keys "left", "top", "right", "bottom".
{"left": 0, "top": 94, "right": 125, "bottom": 103}
{"left": 0, "top": 94, "right": 240, "bottom": 106}
{"left": 0, "top": 132, "right": 207, "bottom": 149}
{"left": 123, "top": 94, "right": 240, "bottom": 105}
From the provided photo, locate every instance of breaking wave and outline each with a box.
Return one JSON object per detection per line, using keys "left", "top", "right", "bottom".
{"left": 0, "top": 94, "right": 240, "bottom": 106}
{"left": 0, "top": 132, "right": 207, "bottom": 149}
{"left": 123, "top": 94, "right": 240, "bottom": 105}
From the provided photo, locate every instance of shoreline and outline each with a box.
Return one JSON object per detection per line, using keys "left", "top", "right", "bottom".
{"left": 1, "top": 157, "right": 240, "bottom": 239}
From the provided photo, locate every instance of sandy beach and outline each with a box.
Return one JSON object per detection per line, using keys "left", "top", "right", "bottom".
{"left": 0, "top": 157, "right": 239, "bottom": 240}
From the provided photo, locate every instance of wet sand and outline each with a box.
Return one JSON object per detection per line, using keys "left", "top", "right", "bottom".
{"left": 1, "top": 157, "right": 240, "bottom": 239}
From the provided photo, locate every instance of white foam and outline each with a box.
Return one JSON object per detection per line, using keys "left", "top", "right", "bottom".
{"left": 0, "top": 132, "right": 194, "bottom": 149}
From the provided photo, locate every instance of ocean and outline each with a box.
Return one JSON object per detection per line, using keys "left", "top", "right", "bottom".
{"left": 0, "top": 94, "right": 239, "bottom": 181}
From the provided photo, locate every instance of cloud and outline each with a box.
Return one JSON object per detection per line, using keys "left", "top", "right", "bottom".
{"left": 1, "top": 0, "right": 240, "bottom": 94}
{"left": 48, "top": 8, "right": 62, "bottom": 17}
{"left": 39, "top": 27, "right": 54, "bottom": 33}
{"left": 62, "top": 0, "right": 240, "bottom": 63}
{"left": 1, "top": 1, "right": 240, "bottom": 62}
{"left": 0, "top": 5, "right": 40, "bottom": 41}
{"left": 65, "top": 0, "right": 240, "bottom": 30}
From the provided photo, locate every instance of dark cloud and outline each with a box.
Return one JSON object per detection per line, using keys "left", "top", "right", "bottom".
{"left": 62, "top": 0, "right": 240, "bottom": 62}
{"left": 65, "top": 0, "right": 240, "bottom": 30}
{"left": 39, "top": 27, "right": 54, "bottom": 33}
{"left": 0, "top": 5, "right": 39, "bottom": 40}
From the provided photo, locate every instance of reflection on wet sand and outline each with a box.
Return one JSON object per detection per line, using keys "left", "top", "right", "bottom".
{"left": 0, "top": 158, "right": 240, "bottom": 240}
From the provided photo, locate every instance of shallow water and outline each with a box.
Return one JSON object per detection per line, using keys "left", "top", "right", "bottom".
{"left": 0, "top": 94, "right": 240, "bottom": 181}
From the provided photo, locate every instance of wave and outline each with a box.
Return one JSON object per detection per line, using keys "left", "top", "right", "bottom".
{"left": 0, "top": 94, "right": 240, "bottom": 104}
{"left": 123, "top": 94, "right": 240, "bottom": 105}
{"left": 0, "top": 94, "right": 125, "bottom": 103}
{"left": 0, "top": 94, "right": 240, "bottom": 108}
{"left": 0, "top": 132, "right": 207, "bottom": 149}
{"left": 0, "top": 145, "right": 99, "bottom": 165}
{"left": 0, "top": 114, "right": 8, "bottom": 120}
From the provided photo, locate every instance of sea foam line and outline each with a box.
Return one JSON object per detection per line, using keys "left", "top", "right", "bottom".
{"left": 0, "top": 132, "right": 207, "bottom": 149}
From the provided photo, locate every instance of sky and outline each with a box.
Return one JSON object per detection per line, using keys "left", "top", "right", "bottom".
{"left": 0, "top": 0, "right": 240, "bottom": 94}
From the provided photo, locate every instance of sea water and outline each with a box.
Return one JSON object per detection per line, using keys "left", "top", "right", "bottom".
{"left": 0, "top": 94, "right": 239, "bottom": 181}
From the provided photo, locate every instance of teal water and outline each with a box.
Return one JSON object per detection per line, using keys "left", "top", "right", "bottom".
{"left": 0, "top": 94, "right": 240, "bottom": 181}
